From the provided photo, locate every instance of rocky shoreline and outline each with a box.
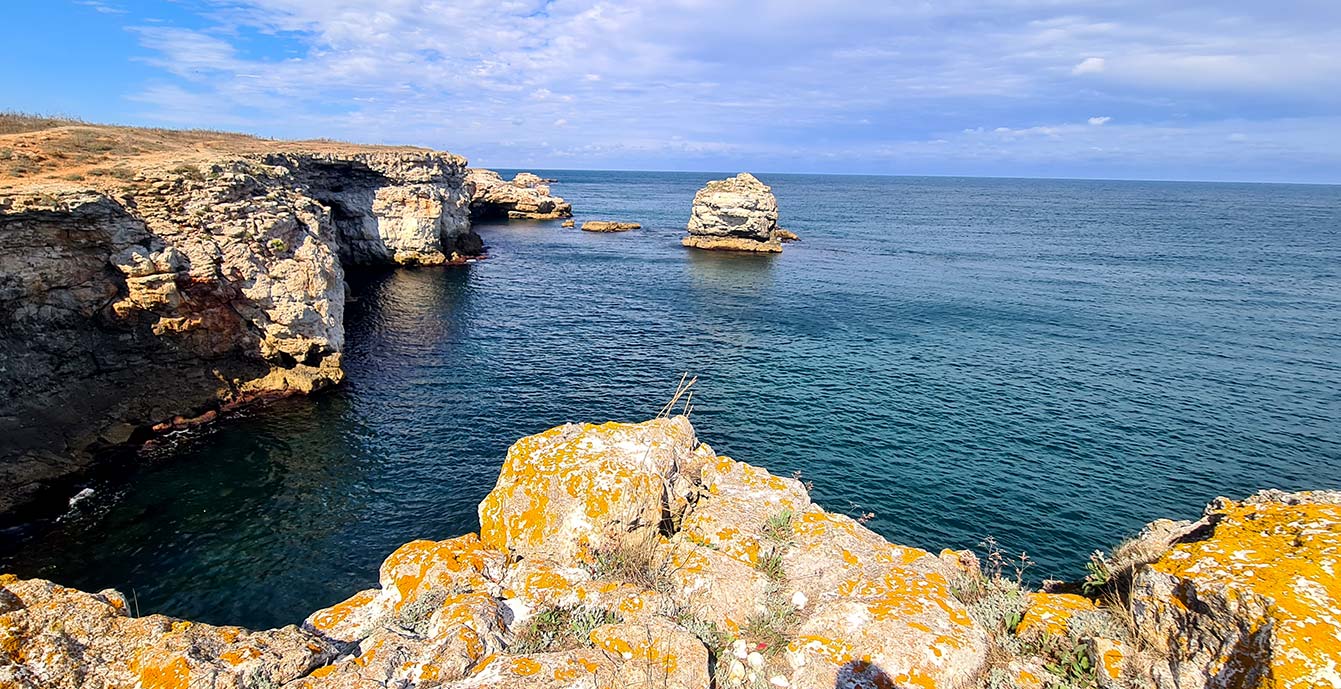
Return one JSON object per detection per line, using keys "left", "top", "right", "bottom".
{"left": 0, "top": 120, "right": 572, "bottom": 518}
{"left": 1, "top": 416, "right": 1335, "bottom": 689}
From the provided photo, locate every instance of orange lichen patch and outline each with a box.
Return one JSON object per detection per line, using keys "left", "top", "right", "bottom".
{"left": 169, "top": 620, "right": 192, "bottom": 634}
{"left": 590, "top": 629, "right": 682, "bottom": 674}
{"left": 1100, "top": 646, "right": 1124, "bottom": 680}
{"left": 469, "top": 653, "right": 499, "bottom": 676}
{"left": 130, "top": 650, "right": 192, "bottom": 689}
{"left": 511, "top": 657, "right": 543, "bottom": 676}
{"left": 1015, "top": 592, "right": 1097, "bottom": 637}
{"left": 838, "top": 563, "right": 963, "bottom": 626}
{"left": 379, "top": 534, "right": 494, "bottom": 609}
{"left": 0, "top": 573, "right": 18, "bottom": 585}
{"left": 789, "top": 635, "right": 855, "bottom": 665}
{"left": 307, "top": 588, "right": 378, "bottom": 633}
{"left": 308, "top": 664, "right": 337, "bottom": 679}
{"left": 1152, "top": 499, "right": 1341, "bottom": 689}
{"left": 220, "top": 646, "right": 262, "bottom": 665}
{"left": 1014, "top": 666, "right": 1045, "bottom": 689}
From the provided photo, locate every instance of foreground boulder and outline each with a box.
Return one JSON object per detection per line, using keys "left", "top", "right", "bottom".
{"left": 1128, "top": 490, "right": 1341, "bottom": 689}
{"left": 682, "top": 173, "right": 793, "bottom": 253}
{"left": 467, "top": 169, "right": 572, "bottom": 221}
{"left": 0, "top": 574, "right": 337, "bottom": 688}
{"left": 2, "top": 418, "right": 1335, "bottom": 688}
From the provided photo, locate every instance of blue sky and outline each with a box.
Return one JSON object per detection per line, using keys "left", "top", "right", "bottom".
{"left": 4, "top": 1, "right": 1340, "bottom": 182}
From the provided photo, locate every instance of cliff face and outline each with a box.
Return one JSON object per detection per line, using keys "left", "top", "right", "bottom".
{"left": 0, "top": 139, "right": 481, "bottom": 515}
{"left": 1, "top": 417, "right": 1333, "bottom": 689}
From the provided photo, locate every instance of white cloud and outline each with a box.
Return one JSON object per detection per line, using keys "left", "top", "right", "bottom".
{"left": 111, "top": 0, "right": 1341, "bottom": 179}
{"left": 1072, "top": 57, "right": 1106, "bottom": 75}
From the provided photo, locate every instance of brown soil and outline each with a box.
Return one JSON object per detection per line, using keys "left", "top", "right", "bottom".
{"left": 0, "top": 112, "right": 430, "bottom": 191}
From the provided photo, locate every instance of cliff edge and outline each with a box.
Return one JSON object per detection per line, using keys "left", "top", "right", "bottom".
{"left": 1, "top": 417, "right": 1335, "bottom": 689}
{"left": 0, "top": 117, "right": 488, "bottom": 515}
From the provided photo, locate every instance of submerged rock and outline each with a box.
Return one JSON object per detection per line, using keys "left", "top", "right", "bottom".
{"left": 580, "top": 221, "right": 641, "bottom": 232}
{"left": 682, "top": 173, "right": 793, "bottom": 252}
{"left": 467, "top": 169, "right": 572, "bottom": 221}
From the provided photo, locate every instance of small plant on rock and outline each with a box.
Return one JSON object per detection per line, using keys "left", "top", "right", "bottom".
{"left": 760, "top": 509, "right": 794, "bottom": 545}
{"left": 510, "top": 604, "right": 619, "bottom": 654}
{"left": 1082, "top": 550, "right": 1112, "bottom": 596}
{"left": 395, "top": 588, "right": 450, "bottom": 636}
{"left": 586, "top": 532, "right": 677, "bottom": 595}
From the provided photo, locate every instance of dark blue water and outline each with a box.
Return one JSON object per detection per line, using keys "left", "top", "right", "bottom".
{"left": 4, "top": 173, "right": 1339, "bottom": 630}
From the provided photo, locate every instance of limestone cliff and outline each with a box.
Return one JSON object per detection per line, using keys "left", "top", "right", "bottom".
{"left": 467, "top": 169, "right": 572, "bottom": 221}
{"left": 2, "top": 417, "right": 1334, "bottom": 689}
{"left": 0, "top": 120, "right": 484, "bottom": 515}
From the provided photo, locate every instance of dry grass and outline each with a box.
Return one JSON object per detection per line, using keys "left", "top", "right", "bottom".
{"left": 586, "top": 531, "right": 678, "bottom": 596}
{"left": 0, "top": 112, "right": 88, "bottom": 135}
{"left": 0, "top": 110, "right": 433, "bottom": 188}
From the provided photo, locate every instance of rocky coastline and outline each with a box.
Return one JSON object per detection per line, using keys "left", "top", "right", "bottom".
{"left": 0, "top": 120, "right": 563, "bottom": 518}
{"left": 1, "top": 416, "right": 1335, "bottom": 689}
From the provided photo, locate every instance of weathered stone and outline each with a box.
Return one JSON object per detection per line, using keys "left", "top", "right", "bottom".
{"left": 1129, "top": 490, "right": 1341, "bottom": 689}
{"left": 467, "top": 169, "right": 572, "bottom": 221}
{"left": 0, "top": 147, "right": 482, "bottom": 516}
{"left": 477, "top": 418, "right": 701, "bottom": 565}
{"left": 0, "top": 574, "right": 336, "bottom": 689}
{"left": 682, "top": 173, "right": 793, "bottom": 252}
{"left": 2, "top": 419, "right": 1331, "bottom": 689}
{"left": 1015, "top": 591, "right": 1097, "bottom": 637}
{"left": 580, "top": 221, "right": 640, "bottom": 232}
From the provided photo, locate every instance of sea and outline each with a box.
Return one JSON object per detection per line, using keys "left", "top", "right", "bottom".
{"left": 3, "top": 171, "right": 1338, "bottom": 629}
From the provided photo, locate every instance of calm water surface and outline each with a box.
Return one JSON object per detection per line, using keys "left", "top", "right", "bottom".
{"left": 4, "top": 173, "right": 1339, "bottom": 629}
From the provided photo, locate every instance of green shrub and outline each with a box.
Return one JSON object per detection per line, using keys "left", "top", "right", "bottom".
{"left": 510, "top": 605, "right": 619, "bottom": 654}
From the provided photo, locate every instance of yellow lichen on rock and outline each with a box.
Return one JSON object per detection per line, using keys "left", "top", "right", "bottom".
{"left": 1015, "top": 592, "right": 1097, "bottom": 637}
{"left": 1132, "top": 490, "right": 1341, "bottom": 689}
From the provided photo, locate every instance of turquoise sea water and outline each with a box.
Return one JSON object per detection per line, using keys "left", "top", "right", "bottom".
{"left": 3, "top": 172, "right": 1339, "bottom": 630}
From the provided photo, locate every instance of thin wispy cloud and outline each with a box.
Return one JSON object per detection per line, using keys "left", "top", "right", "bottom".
{"left": 54, "top": 0, "right": 1341, "bottom": 180}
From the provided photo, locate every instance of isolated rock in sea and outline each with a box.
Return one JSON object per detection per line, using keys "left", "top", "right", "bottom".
{"left": 467, "top": 168, "right": 572, "bottom": 221}
{"left": 0, "top": 144, "right": 481, "bottom": 515}
{"left": 682, "top": 173, "right": 792, "bottom": 252}
{"left": 1128, "top": 490, "right": 1341, "bottom": 689}
{"left": 580, "top": 221, "right": 641, "bottom": 232}
{"left": 561, "top": 219, "right": 575, "bottom": 227}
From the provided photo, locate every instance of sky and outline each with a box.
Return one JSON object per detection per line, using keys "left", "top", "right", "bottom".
{"left": 3, "top": 1, "right": 1340, "bottom": 182}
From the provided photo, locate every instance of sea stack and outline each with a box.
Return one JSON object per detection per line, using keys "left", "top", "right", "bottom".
{"left": 682, "top": 172, "right": 794, "bottom": 252}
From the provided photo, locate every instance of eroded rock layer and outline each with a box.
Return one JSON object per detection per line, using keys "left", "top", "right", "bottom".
{"left": 0, "top": 150, "right": 480, "bottom": 514}
{"left": 682, "top": 173, "right": 792, "bottom": 253}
